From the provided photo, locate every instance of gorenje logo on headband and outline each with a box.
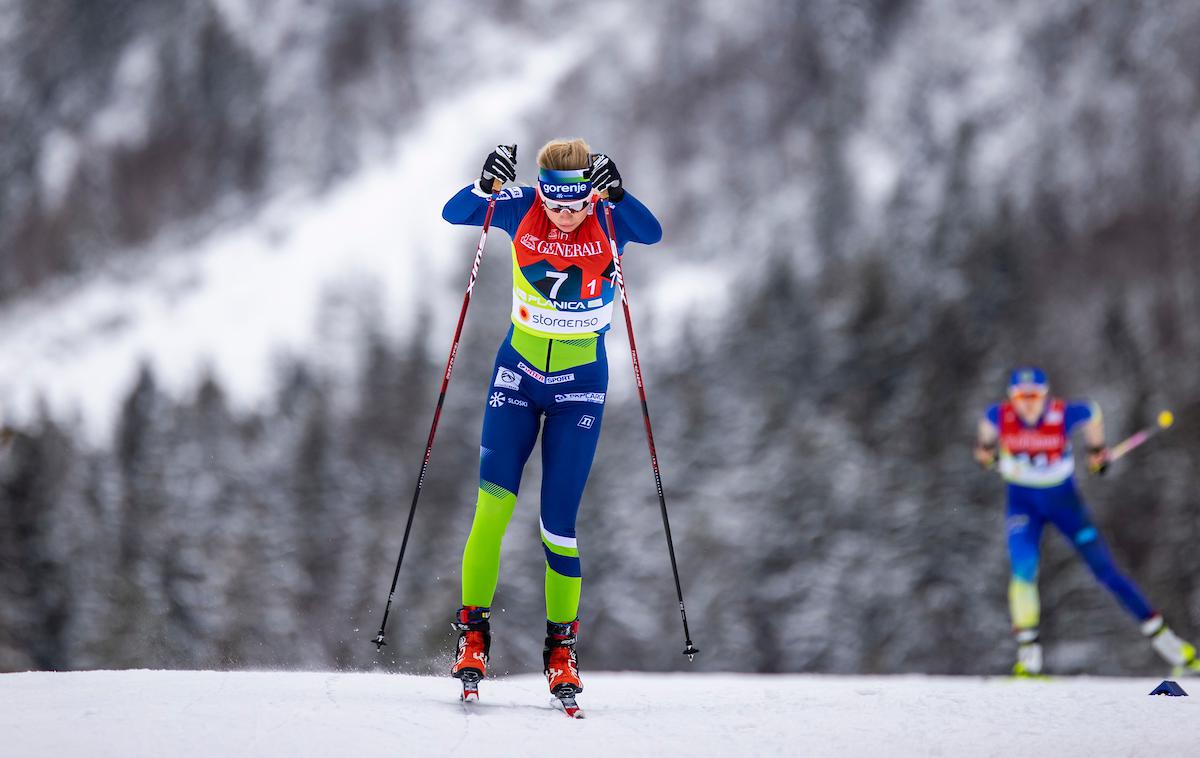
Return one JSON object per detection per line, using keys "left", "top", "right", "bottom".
{"left": 538, "top": 167, "right": 591, "bottom": 200}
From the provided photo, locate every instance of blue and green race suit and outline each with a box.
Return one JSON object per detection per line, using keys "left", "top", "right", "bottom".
{"left": 985, "top": 399, "right": 1154, "bottom": 632}
{"left": 442, "top": 183, "right": 661, "bottom": 622}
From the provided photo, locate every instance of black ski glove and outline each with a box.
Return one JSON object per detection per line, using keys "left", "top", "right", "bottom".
{"left": 974, "top": 442, "right": 997, "bottom": 471}
{"left": 479, "top": 144, "right": 517, "bottom": 193}
{"left": 588, "top": 153, "right": 624, "bottom": 202}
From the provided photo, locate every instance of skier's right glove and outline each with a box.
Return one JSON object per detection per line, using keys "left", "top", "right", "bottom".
{"left": 973, "top": 443, "right": 997, "bottom": 471}
{"left": 1087, "top": 445, "right": 1109, "bottom": 476}
{"left": 478, "top": 144, "right": 517, "bottom": 193}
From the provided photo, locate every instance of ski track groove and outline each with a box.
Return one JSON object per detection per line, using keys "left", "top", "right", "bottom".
{"left": 448, "top": 690, "right": 473, "bottom": 758}
{"left": 323, "top": 674, "right": 339, "bottom": 709}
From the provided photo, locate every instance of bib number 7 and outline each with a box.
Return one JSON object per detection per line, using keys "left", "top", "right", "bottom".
{"left": 545, "top": 270, "right": 569, "bottom": 299}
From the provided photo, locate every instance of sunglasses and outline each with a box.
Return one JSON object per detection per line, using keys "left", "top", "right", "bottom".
{"left": 1010, "top": 391, "right": 1047, "bottom": 401}
{"left": 543, "top": 198, "right": 589, "bottom": 214}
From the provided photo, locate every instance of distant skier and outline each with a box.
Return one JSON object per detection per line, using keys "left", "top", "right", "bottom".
{"left": 974, "top": 367, "right": 1200, "bottom": 676}
{"left": 441, "top": 140, "right": 662, "bottom": 704}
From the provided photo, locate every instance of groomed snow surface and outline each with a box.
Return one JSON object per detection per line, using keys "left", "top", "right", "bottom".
{"left": 1, "top": 670, "right": 1197, "bottom": 757}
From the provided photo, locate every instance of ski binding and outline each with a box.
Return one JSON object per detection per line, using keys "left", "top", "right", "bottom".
{"left": 458, "top": 670, "right": 481, "bottom": 702}
{"left": 552, "top": 684, "right": 585, "bottom": 719}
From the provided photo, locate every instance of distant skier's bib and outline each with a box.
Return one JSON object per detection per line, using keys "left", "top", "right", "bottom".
{"left": 998, "top": 399, "right": 1075, "bottom": 487}
{"left": 510, "top": 201, "right": 616, "bottom": 338}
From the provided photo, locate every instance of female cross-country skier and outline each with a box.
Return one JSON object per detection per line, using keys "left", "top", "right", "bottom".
{"left": 440, "top": 140, "right": 662, "bottom": 703}
{"left": 975, "top": 366, "right": 1200, "bottom": 676}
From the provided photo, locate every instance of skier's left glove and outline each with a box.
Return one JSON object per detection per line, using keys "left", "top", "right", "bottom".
{"left": 588, "top": 153, "right": 624, "bottom": 203}
{"left": 1087, "top": 445, "right": 1109, "bottom": 476}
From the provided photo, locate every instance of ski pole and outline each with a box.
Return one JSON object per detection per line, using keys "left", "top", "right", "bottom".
{"left": 600, "top": 197, "right": 699, "bottom": 660}
{"left": 1093, "top": 409, "right": 1175, "bottom": 472}
{"left": 371, "top": 166, "right": 511, "bottom": 651}
{"left": 0, "top": 425, "right": 15, "bottom": 460}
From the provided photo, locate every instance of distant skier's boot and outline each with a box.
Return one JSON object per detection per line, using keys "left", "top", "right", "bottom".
{"left": 1142, "top": 614, "right": 1200, "bottom": 675}
{"left": 451, "top": 606, "right": 491, "bottom": 685}
{"left": 544, "top": 619, "right": 583, "bottom": 696}
{"left": 1012, "top": 628, "right": 1043, "bottom": 677}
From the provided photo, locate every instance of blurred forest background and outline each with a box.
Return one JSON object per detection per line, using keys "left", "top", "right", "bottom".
{"left": 3, "top": 0, "right": 1200, "bottom": 677}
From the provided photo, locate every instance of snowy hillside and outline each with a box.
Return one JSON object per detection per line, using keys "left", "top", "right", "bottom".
{"left": 2, "top": 670, "right": 1198, "bottom": 757}
{"left": 0, "top": 31, "right": 581, "bottom": 437}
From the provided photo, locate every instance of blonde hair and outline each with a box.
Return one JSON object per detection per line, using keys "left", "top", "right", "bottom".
{"left": 537, "top": 138, "right": 591, "bottom": 171}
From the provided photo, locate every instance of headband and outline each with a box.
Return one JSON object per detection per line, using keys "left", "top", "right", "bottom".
{"left": 537, "top": 167, "right": 592, "bottom": 202}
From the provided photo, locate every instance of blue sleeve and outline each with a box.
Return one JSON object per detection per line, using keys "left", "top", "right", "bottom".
{"left": 1064, "top": 400, "right": 1097, "bottom": 433}
{"left": 441, "top": 183, "right": 535, "bottom": 239}
{"left": 598, "top": 191, "right": 663, "bottom": 253}
{"left": 985, "top": 404, "right": 1000, "bottom": 426}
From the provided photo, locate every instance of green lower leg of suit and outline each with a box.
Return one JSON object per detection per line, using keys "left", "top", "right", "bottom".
{"left": 460, "top": 480, "right": 582, "bottom": 622}
{"left": 1009, "top": 578, "right": 1040, "bottom": 630}
{"left": 461, "top": 482, "right": 516, "bottom": 607}
{"left": 544, "top": 550, "right": 581, "bottom": 624}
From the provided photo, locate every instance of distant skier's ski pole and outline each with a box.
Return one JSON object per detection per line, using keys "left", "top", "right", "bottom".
{"left": 600, "top": 196, "right": 699, "bottom": 660}
{"left": 371, "top": 168, "right": 511, "bottom": 651}
{"left": 1093, "top": 409, "right": 1175, "bottom": 472}
{"left": 0, "top": 425, "right": 15, "bottom": 460}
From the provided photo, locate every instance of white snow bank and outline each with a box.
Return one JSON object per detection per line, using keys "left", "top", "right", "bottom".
{"left": 0, "top": 670, "right": 1196, "bottom": 757}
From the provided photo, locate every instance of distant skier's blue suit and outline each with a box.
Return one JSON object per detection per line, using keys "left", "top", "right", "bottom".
{"left": 986, "top": 399, "right": 1153, "bottom": 629}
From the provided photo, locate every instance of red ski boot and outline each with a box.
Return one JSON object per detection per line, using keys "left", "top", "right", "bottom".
{"left": 451, "top": 606, "right": 490, "bottom": 701}
{"left": 544, "top": 619, "right": 582, "bottom": 693}
{"left": 544, "top": 619, "right": 584, "bottom": 717}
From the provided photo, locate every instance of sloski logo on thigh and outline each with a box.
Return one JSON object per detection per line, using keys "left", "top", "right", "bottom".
{"left": 494, "top": 367, "right": 521, "bottom": 391}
